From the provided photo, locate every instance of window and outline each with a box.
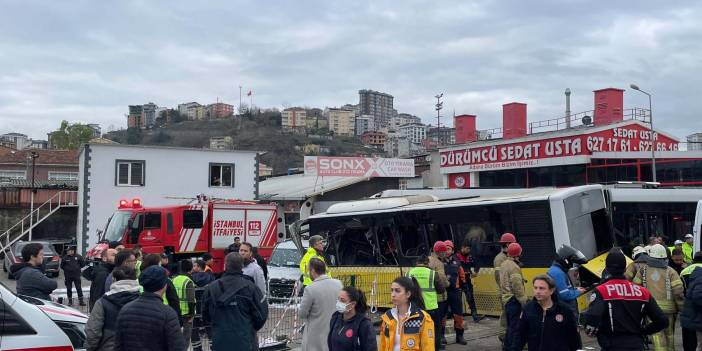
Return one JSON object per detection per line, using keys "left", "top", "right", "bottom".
{"left": 48, "top": 171, "right": 78, "bottom": 181}
{"left": 144, "top": 212, "right": 161, "bottom": 229}
{"left": 116, "top": 161, "right": 145, "bottom": 186}
{"left": 183, "top": 210, "right": 203, "bottom": 229}
{"left": 167, "top": 213, "right": 174, "bottom": 234}
{"left": 0, "top": 170, "right": 26, "bottom": 180}
{"left": 209, "top": 163, "right": 234, "bottom": 187}
{"left": 0, "top": 301, "right": 35, "bottom": 335}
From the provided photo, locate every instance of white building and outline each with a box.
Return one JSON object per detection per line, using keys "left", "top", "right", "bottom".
{"left": 178, "top": 102, "right": 201, "bottom": 120}
{"left": 399, "top": 122, "right": 427, "bottom": 144}
{"left": 77, "top": 143, "right": 259, "bottom": 254}
{"left": 687, "top": 133, "right": 702, "bottom": 151}
{"left": 356, "top": 115, "right": 375, "bottom": 136}
{"left": 1, "top": 133, "right": 31, "bottom": 150}
{"left": 390, "top": 114, "right": 421, "bottom": 131}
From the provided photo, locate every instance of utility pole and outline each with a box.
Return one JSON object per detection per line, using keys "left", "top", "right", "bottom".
{"left": 239, "top": 86, "right": 242, "bottom": 115}
{"left": 435, "top": 93, "right": 444, "bottom": 147}
{"left": 28, "top": 151, "right": 38, "bottom": 241}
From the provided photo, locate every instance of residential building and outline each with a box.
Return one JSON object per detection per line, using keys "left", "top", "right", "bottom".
{"left": 359, "top": 90, "right": 394, "bottom": 130}
{"left": 77, "top": 143, "right": 259, "bottom": 253}
{"left": 195, "top": 105, "right": 205, "bottom": 120}
{"left": 305, "top": 108, "right": 325, "bottom": 130}
{"left": 1, "top": 133, "right": 31, "bottom": 150}
{"left": 0, "top": 139, "right": 16, "bottom": 149}
{"left": 385, "top": 135, "right": 423, "bottom": 158}
{"left": 282, "top": 107, "right": 307, "bottom": 132}
{"left": 178, "top": 102, "right": 201, "bottom": 120}
{"left": 399, "top": 123, "right": 427, "bottom": 144}
{"left": 355, "top": 115, "right": 375, "bottom": 136}
{"left": 207, "top": 102, "right": 234, "bottom": 119}
{"left": 142, "top": 103, "right": 157, "bottom": 128}
{"left": 0, "top": 148, "right": 79, "bottom": 182}
{"left": 361, "top": 131, "right": 386, "bottom": 149}
{"left": 427, "top": 126, "right": 456, "bottom": 147}
{"left": 688, "top": 133, "right": 702, "bottom": 151}
{"left": 390, "top": 113, "right": 422, "bottom": 131}
{"left": 325, "top": 108, "right": 356, "bottom": 136}
{"left": 209, "top": 136, "right": 234, "bottom": 150}
{"left": 87, "top": 124, "right": 101, "bottom": 138}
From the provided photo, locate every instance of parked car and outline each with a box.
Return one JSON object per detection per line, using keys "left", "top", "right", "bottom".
{"left": 21, "top": 294, "right": 89, "bottom": 350}
{"left": 0, "top": 281, "right": 78, "bottom": 350}
{"left": 3, "top": 240, "right": 61, "bottom": 278}
{"left": 268, "top": 239, "right": 307, "bottom": 298}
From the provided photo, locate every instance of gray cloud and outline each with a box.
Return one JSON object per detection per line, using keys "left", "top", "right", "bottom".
{"left": 1, "top": 0, "right": 701, "bottom": 140}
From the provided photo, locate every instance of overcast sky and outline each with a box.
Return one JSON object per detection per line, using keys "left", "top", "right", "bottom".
{"left": 1, "top": 1, "right": 701, "bottom": 141}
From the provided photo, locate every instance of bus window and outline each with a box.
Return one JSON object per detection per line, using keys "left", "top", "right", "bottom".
{"left": 512, "top": 201, "right": 555, "bottom": 268}
{"left": 611, "top": 202, "right": 696, "bottom": 254}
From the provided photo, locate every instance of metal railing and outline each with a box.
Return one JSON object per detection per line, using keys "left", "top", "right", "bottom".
{"left": 475, "top": 107, "right": 651, "bottom": 140}
{"left": 0, "top": 190, "right": 78, "bottom": 254}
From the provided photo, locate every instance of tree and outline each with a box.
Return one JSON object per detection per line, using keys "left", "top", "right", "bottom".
{"left": 49, "top": 120, "right": 95, "bottom": 149}
{"left": 126, "top": 127, "right": 143, "bottom": 145}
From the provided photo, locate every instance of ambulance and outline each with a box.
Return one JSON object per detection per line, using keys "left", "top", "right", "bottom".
{"left": 88, "top": 195, "right": 281, "bottom": 272}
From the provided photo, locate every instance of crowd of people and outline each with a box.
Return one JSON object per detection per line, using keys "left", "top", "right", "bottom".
{"left": 9, "top": 230, "right": 702, "bottom": 351}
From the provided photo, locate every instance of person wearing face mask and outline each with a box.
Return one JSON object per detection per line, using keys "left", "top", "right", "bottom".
{"left": 328, "top": 286, "right": 377, "bottom": 351}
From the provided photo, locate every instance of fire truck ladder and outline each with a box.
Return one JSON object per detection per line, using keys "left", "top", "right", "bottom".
{"left": 0, "top": 191, "right": 78, "bottom": 254}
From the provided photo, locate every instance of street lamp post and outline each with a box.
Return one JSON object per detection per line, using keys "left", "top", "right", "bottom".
{"left": 28, "top": 151, "right": 39, "bottom": 241}
{"left": 630, "top": 84, "right": 656, "bottom": 182}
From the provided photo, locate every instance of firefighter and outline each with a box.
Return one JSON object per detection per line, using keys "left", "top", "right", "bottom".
{"left": 429, "top": 241, "right": 450, "bottom": 349}
{"left": 455, "top": 240, "right": 481, "bottom": 322}
{"left": 583, "top": 247, "right": 668, "bottom": 351}
{"left": 300, "top": 235, "right": 329, "bottom": 287}
{"left": 442, "top": 240, "right": 467, "bottom": 345}
{"left": 499, "top": 242, "right": 527, "bottom": 351}
{"left": 494, "top": 232, "right": 517, "bottom": 342}
{"left": 633, "top": 243, "right": 684, "bottom": 351}
{"left": 407, "top": 255, "right": 445, "bottom": 351}
{"left": 625, "top": 245, "right": 649, "bottom": 281}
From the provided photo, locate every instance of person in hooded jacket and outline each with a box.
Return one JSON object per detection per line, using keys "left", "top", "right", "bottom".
{"left": 85, "top": 266, "right": 140, "bottom": 351}
{"left": 84, "top": 248, "right": 117, "bottom": 311}
{"left": 546, "top": 245, "right": 588, "bottom": 319}
{"left": 202, "top": 253, "right": 268, "bottom": 351}
{"left": 514, "top": 274, "right": 581, "bottom": 351}
{"left": 12, "top": 242, "right": 57, "bottom": 300}
{"left": 328, "top": 286, "right": 377, "bottom": 351}
{"left": 681, "top": 259, "right": 702, "bottom": 351}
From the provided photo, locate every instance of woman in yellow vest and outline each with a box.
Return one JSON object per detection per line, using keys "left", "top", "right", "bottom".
{"left": 379, "top": 276, "right": 435, "bottom": 351}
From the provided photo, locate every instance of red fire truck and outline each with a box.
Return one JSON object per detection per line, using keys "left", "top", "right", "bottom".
{"left": 89, "top": 195, "right": 281, "bottom": 272}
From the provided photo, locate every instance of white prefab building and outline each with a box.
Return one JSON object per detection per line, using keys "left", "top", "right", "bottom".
{"left": 77, "top": 143, "right": 259, "bottom": 254}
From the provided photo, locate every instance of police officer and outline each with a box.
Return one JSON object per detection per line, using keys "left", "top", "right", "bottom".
{"left": 633, "top": 243, "right": 684, "bottom": 351}
{"left": 547, "top": 245, "right": 588, "bottom": 318}
{"left": 408, "top": 255, "right": 445, "bottom": 351}
{"left": 443, "top": 240, "right": 467, "bottom": 345}
{"left": 494, "top": 232, "right": 517, "bottom": 342}
{"left": 499, "top": 242, "right": 527, "bottom": 351}
{"left": 625, "top": 245, "right": 649, "bottom": 281}
{"left": 583, "top": 247, "right": 668, "bottom": 351}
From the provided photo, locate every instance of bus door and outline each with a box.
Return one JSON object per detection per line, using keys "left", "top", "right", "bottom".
{"left": 694, "top": 200, "right": 702, "bottom": 252}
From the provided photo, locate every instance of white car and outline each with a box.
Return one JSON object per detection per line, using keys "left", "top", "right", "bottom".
{"left": 0, "top": 281, "right": 88, "bottom": 350}
{"left": 267, "top": 239, "right": 307, "bottom": 298}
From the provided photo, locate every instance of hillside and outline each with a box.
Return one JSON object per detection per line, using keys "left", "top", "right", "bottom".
{"left": 105, "top": 111, "right": 377, "bottom": 174}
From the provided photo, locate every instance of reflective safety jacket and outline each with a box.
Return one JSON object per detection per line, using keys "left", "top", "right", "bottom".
{"left": 300, "top": 248, "right": 329, "bottom": 286}
{"left": 624, "top": 256, "right": 648, "bottom": 282}
{"left": 680, "top": 263, "right": 702, "bottom": 288}
{"left": 172, "top": 274, "right": 195, "bottom": 316}
{"left": 499, "top": 258, "right": 527, "bottom": 305}
{"left": 407, "top": 266, "right": 439, "bottom": 310}
{"left": 379, "top": 304, "right": 435, "bottom": 351}
{"left": 583, "top": 278, "right": 668, "bottom": 349}
{"left": 682, "top": 242, "right": 694, "bottom": 263}
{"left": 633, "top": 264, "right": 684, "bottom": 314}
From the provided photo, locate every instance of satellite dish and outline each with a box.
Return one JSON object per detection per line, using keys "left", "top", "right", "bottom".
{"left": 582, "top": 115, "right": 592, "bottom": 125}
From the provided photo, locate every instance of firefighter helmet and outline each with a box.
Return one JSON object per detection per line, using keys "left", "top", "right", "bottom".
{"left": 507, "top": 243, "right": 523, "bottom": 257}
{"left": 631, "top": 245, "right": 647, "bottom": 259}
{"left": 444, "top": 240, "right": 454, "bottom": 250}
{"left": 433, "top": 241, "right": 448, "bottom": 253}
{"left": 557, "top": 244, "right": 588, "bottom": 265}
{"left": 499, "top": 233, "right": 517, "bottom": 244}
{"left": 648, "top": 244, "right": 668, "bottom": 259}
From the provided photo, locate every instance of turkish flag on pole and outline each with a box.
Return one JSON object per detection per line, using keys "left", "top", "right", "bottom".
{"left": 247, "top": 90, "right": 252, "bottom": 96}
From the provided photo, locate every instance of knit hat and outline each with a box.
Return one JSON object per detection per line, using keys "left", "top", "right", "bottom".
{"left": 139, "top": 266, "right": 168, "bottom": 293}
{"left": 605, "top": 248, "right": 626, "bottom": 276}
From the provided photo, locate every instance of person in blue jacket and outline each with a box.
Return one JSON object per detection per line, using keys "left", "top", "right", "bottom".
{"left": 546, "top": 245, "right": 588, "bottom": 320}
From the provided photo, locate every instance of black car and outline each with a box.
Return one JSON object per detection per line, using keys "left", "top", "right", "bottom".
{"left": 3, "top": 241, "right": 61, "bottom": 279}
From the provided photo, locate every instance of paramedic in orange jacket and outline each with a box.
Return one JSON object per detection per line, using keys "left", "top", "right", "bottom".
{"left": 379, "top": 276, "right": 435, "bottom": 351}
